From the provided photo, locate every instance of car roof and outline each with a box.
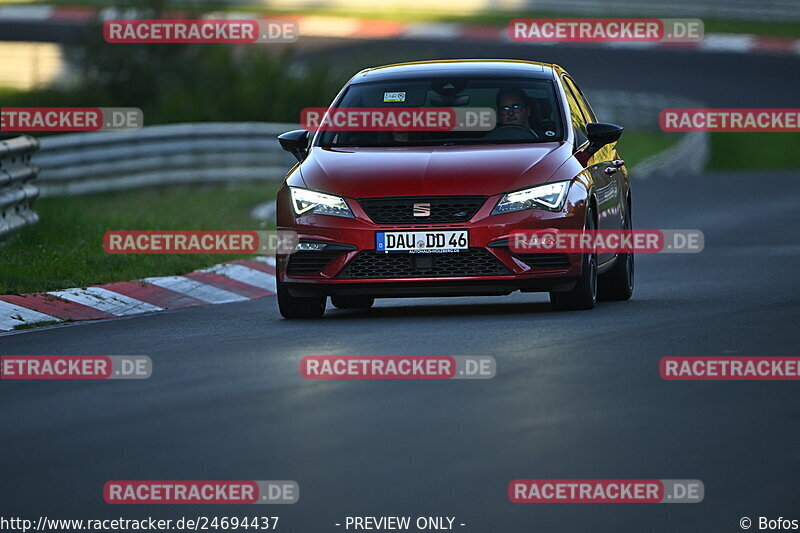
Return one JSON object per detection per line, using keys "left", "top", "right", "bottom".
{"left": 350, "top": 59, "right": 557, "bottom": 84}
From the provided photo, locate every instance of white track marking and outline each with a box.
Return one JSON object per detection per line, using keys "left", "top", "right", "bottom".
{"left": 201, "top": 263, "right": 276, "bottom": 292}
{"left": 48, "top": 287, "right": 163, "bottom": 316}
{"left": 402, "top": 23, "right": 460, "bottom": 40}
{"left": 0, "top": 5, "right": 54, "bottom": 21}
{"left": 0, "top": 300, "right": 59, "bottom": 330}
{"left": 700, "top": 34, "right": 756, "bottom": 53}
{"left": 143, "top": 276, "right": 248, "bottom": 304}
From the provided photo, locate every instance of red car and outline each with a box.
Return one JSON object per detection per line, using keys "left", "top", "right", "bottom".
{"left": 275, "top": 59, "right": 633, "bottom": 318}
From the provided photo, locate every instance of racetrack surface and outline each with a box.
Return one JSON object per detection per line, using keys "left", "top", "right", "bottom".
{"left": 2, "top": 168, "right": 799, "bottom": 531}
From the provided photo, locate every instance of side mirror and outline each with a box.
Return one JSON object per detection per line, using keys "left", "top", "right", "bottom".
{"left": 585, "top": 122, "right": 623, "bottom": 153}
{"left": 278, "top": 130, "right": 310, "bottom": 162}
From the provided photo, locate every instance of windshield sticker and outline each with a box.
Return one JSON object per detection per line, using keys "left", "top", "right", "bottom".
{"left": 383, "top": 91, "right": 406, "bottom": 103}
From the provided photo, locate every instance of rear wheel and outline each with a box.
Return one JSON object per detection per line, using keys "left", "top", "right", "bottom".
{"left": 550, "top": 206, "right": 598, "bottom": 311}
{"left": 598, "top": 198, "right": 634, "bottom": 301}
{"left": 277, "top": 278, "right": 326, "bottom": 319}
{"left": 331, "top": 295, "right": 375, "bottom": 310}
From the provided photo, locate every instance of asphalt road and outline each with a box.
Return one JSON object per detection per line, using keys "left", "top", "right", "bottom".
{"left": 2, "top": 168, "right": 799, "bottom": 532}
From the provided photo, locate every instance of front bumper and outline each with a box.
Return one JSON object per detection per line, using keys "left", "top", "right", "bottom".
{"left": 276, "top": 187, "right": 587, "bottom": 297}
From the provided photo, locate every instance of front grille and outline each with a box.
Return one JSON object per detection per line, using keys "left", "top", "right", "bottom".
{"left": 514, "top": 253, "right": 571, "bottom": 269}
{"left": 286, "top": 250, "right": 343, "bottom": 275}
{"left": 359, "top": 196, "right": 486, "bottom": 224}
{"left": 338, "top": 248, "right": 511, "bottom": 279}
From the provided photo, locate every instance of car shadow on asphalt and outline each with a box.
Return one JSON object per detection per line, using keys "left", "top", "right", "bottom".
{"left": 323, "top": 300, "right": 557, "bottom": 319}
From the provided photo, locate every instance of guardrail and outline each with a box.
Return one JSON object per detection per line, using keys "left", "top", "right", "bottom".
{"left": 34, "top": 122, "right": 298, "bottom": 197}
{"left": 0, "top": 135, "right": 40, "bottom": 238}
{"left": 590, "top": 91, "right": 710, "bottom": 178}
{"left": 633, "top": 131, "right": 709, "bottom": 178}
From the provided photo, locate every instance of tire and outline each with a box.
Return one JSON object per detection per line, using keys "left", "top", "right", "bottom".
{"left": 598, "top": 198, "right": 634, "bottom": 301}
{"left": 277, "top": 279, "right": 326, "bottom": 319}
{"left": 331, "top": 295, "right": 375, "bottom": 309}
{"left": 598, "top": 251, "right": 634, "bottom": 301}
{"left": 550, "top": 205, "right": 598, "bottom": 311}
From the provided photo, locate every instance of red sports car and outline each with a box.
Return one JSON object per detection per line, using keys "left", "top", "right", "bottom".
{"left": 275, "top": 59, "right": 633, "bottom": 318}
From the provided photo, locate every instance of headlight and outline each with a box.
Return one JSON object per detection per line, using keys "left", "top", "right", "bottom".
{"left": 289, "top": 187, "right": 353, "bottom": 218}
{"left": 492, "top": 181, "right": 570, "bottom": 214}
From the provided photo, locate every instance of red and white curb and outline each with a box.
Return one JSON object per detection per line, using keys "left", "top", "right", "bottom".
{"left": 0, "top": 256, "right": 276, "bottom": 333}
{"left": 0, "top": 5, "right": 798, "bottom": 56}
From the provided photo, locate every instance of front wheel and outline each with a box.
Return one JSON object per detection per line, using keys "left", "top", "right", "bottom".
{"left": 598, "top": 251, "right": 634, "bottom": 301}
{"left": 549, "top": 206, "right": 598, "bottom": 311}
{"left": 598, "top": 198, "right": 634, "bottom": 301}
{"left": 277, "top": 279, "right": 326, "bottom": 319}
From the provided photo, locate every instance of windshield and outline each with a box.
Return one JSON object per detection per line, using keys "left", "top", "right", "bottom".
{"left": 317, "top": 77, "right": 564, "bottom": 148}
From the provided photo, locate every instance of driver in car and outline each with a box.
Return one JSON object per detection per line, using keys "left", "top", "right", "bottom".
{"left": 496, "top": 89, "right": 539, "bottom": 138}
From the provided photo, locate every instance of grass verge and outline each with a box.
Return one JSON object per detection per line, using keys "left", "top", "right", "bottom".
{"left": 0, "top": 182, "right": 278, "bottom": 295}
{"left": 13, "top": 319, "right": 72, "bottom": 330}
{"left": 709, "top": 133, "right": 800, "bottom": 170}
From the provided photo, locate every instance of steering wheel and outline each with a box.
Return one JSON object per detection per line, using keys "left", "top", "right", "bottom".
{"left": 484, "top": 124, "right": 540, "bottom": 141}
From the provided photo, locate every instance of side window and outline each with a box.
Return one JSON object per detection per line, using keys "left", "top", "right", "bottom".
{"left": 565, "top": 76, "right": 598, "bottom": 123}
{"left": 561, "top": 76, "right": 588, "bottom": 146}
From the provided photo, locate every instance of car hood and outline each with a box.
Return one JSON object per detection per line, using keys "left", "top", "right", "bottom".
{"left": 296, "top": 143, "right": 572, "bottom": 198}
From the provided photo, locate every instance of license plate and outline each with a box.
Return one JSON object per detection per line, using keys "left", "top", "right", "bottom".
{"left": 376, "top": 230, "right": 469, "bottom": 253}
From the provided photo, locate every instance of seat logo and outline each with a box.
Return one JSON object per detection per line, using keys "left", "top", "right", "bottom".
{"left": 413, "top": 202, "right": 431, "bottom": 217}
